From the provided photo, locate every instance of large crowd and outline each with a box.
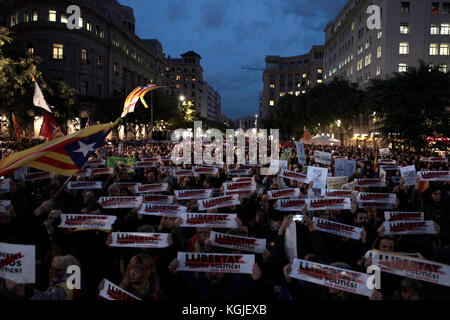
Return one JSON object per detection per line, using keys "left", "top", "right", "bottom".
{"left": 0, "top": 138, "right": 448, "bottom": 300}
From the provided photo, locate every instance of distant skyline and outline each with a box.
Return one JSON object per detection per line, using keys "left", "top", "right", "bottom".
{"left": 119, "top": 0, "right": 348, "bottom": 120}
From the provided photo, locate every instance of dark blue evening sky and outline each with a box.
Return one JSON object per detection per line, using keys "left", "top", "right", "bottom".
{"left": 119, "top": 0, "right": 348, "bottom": 120}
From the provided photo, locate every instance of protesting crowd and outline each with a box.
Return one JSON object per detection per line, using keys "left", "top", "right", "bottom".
{"left": 0, "top": 138, "right": 449, "bottom": 301}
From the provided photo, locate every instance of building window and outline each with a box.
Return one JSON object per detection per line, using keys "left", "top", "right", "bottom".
{"left": 81, "top": 81, "right": 88, "bottom": 96}
{"left": 365, "top": 54, "right": 372, "bottom": 66}
{"left": 376, "top": 66, "right": 381, "bottom": 75}
{"left": 441, "top": 23, "right": 450, "bottom": 35}
{"left": 377, "top": 31, "right": 382, "bottom": 39}
{"left": 280, "top": 92, "right": 285, "bottom": 97}
{"left": 27, "top": 43, "right": 34, "bottom": 55}
{"left": 24, "top": 12, "right": 30, "bottom": 22}
{"left": 317, "top": 79, "right": 323, "bottom": 83}
{"left": 81, "top": 48, "right": 88, "bottom": 63}
{"left": 376, "top": 46, "right": 381, "bottom": 58}
{"left": 440, "top": 43, "right": 449, "bottom": 55}
{"left": 302, "top": 73, "right": 307, "bottom": 78}
{"left": 32, "top": 10, "right": 38, "bottom": 21}
{"left": 400, "top": 23, "right": 409, "bottom": 34}
{"left": 440, "top": 64, "right": 448, "bottom": 72}
{"left": 269, "top": 100, "right": 275, "bottom": 106}
{"left": 430, "top": 43, "right": 439, "bottom": 55}
{"left": 317, "top": 68, "right": 323, "bottom": 74}
{"left": 295, "top": 91, "right": 300, "bottom": 96}
{"left": 431, "top": 24, "right": 439, "bottom": 34}
{"left": 432, "top": 2, "right": 439, "bottom": 14}
{"left": 399, "top": 63, "right": 408, "bottom": 72}
{"left": 269, "top": 83, "right": 275, "bottom": 89}
{"left": 99, "top": 29, "right": 105, "bottom": 39}
{"left": 443, "top": 3, "right": 450, "bottom": 14}
{"left": 176, "top": 75, "right": 181, "bottom": 81}
{"left": 78, "top": 17, "right": 83, "bottom": 28}
{"left": 48, "top": 10, "right": 56, "bottom": 22}
{"left": 86, "top": 20, "right": 92, "bottom": 31}
{"left": 96, "top": 56, "right": 103, "bottom": 69}
{"left": 52, "top": 43, "right": 63, "bottom": 60}
{"left": 351, "top": 22, "right": 355, "bottom": 30}
{"left": 175, "top": 84, "right": 180, "bottom": 89}
{"left": 113, "top": 63, "right": 119, "bottom": 74}
{"left": 399, "top": 42, "right": 409, "bottom": 54}
{"left": 401, "top": 2, "right": 410, "bottom": 14}
{"left": 61, "top": 13, "right": 67, "bottom": 24}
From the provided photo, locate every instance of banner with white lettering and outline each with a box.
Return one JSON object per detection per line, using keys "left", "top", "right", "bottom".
{"left": 268, "top": 188, "right": 300, "bottom": 200}
{"left": 139, "top": 204, "right": 187, "bottom": 217}
{"left": 0, "top": 242, "right": 35, "bottom": 284}
{"left": 371, "top": 250, "right": 450, "bottom": 287}
{"left": 356, "top": 193, "right": 396, "bottom": 204}
{"left": 99, "top": 196, "right": 143, "bottom": 209}
{"left": 307, "top": 166, "right": 328, "bottom": 189}
{"left": 384, "top": 211, "right": 424, "bottom": 222}
{"left": 307, "top": 197, "right": 351, "bottom": 211}
{"left": 280, "top": 169, "right": 311, "bottom": 184}
{"left": 418, "top": 171, "right": 450, "bottom": 181}
{"left": 210, "top": 231, "right": 266, "bottom": 254}
{"left": 174, "top": 189, "right": 213, "bottom": 200}
{"left": 313, "top": 217, "right": 362, "bottom": 240}
{"left": 68, "top": 181, "right": 102, "bottom": 190}
{"left": 314, "top": 151, "right": 332, "bottom": 165}
{"left": 110, "top": 232, "right": 170, "bottom": 248}
{"left": 99, "top": 279, "right": 141, "bottom": 300}
{"left": 289, "top": 259, "right": 372, "bottom": 297}
{"left": 176, "top": 252, "right": 254, "bottom": 274}
{"left": 197, "top": 194, "right": 240, "bottom": 211}
{"left": 59, "top": 214, "right": 116, "bottom": 230}
{"left": 383, "top": 221, "right": 437, "bottom": 235}
{"left": 295, "top": 142, "right": 306, "bottom": 164}
{"left": 179, "top": 212, "right": 238, "bottom": 228}
{"left": 355, "top": 178, "right": 386, "bottom": 187}
{"left": 142, "top": 194, "right": 174, "bottom": 204}
{"left": 275, "top": 199, "right": 306, "bottom": 211}
{"left": 137, "top": 183, "right": 169, "bottom": 193}
{"left": 400, "top": 165, "right": 417, "bottom": 186}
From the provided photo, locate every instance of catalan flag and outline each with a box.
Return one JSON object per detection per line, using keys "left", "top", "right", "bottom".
{"left": 0, "top": 121, "right": 118, "bottom": 177}
{"left": 121, "top": 84, "right": 161, "bottom": 118}
{"left": 303, "top": 127, "right": 311, "bottom": 141}
{"left": 11, "top": 113, "right": 22, "bottom": 141}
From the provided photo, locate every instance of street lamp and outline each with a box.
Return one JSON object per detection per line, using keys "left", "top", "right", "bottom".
{"left": 372, "top": 112, "right": 377, "bottom": 151}
{"left": 179, "top": 95, "right": 185, "bottom": 102}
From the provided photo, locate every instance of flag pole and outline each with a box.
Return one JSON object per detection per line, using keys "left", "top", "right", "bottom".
{"left": 52, "top": 175, "right": 72, "bottom": 200}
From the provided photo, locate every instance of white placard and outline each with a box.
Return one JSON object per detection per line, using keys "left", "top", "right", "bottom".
{"left": 113, "top": 182, "right": 140, "bottom": 192}
{"left": 174, "top": 189, "right": 213, "bottom": 200}
{"left": 85, "top": 159, "right": 106, "bottom": 167}
{"left": 268, "top": 188, "right": 300, "bottom": 200}
{"left": 59, "top": 214, "right": 116, "bottom": 230}
{"left": 25, "top": 172, "right": 53, "bottom": 181}
{"left": 99, "top": 279, "right": 142, "bottom": 300}
{"left": 137, "top": 183, "right": 169, "bottom": 193}
{"left": 314, "top": 151, "right": 332, "bottom": 165}
{"left": 356, "top": 192, "right": 396, "bottom": 204}
{"left": 295, "top": 142, "right": 306, "bottom": 164}
{"left": 92, "top": 168, "right": 114, "bottom": 175}
{"left": 176, "top": 252, "right": 254, "bottom": 274}
{"left": 383, "top": 221, "right": 437, "bottom": 235}
{"left": 142, "top": 194, "right": 174, "bottom": 204}
{"left": 227, "top": 169, "right": 250, "bottom": 176}
{"left": 354, "top": 178, "right": 386, "bottom": 187}
{"left": 76, "top": 169, "right": 92, "bottom": 177}
{"left": 99, "top": 196, "right": 143, "bottom": 209}
{"left": 307, "top": 166, "right": 328, "bottom": 189}
{"left": 326, "top": 176, "right": 347, "bottom": 189}
{"left": 0, "top": 242, "right": 35, "bottom": 284}
{"left": 223, "top": 181, "right": 256, "bottom": 192}
{"left": 280, "top": 169, "right": 311, "bottom": 184}
{"left": 418, "top": 171, "right": 450, "bottom": 181}
{"left": 384, "top": 211, "right": 424, "bottom": 222}
{"left": 197, "top": 194, "right": 240, "bottom": 211}
{"left": 193, "top": 166, "right": 219, "bottom": 176}
{"left": 0, "top": 179, "right": 11, "bottom": 193}
{"left": 307, "top": 197, "right": 351, "bottom": 211}
{"left": 110, "top": 232, "right": 170, "bottom": 248}
{"left": 180, "top": 212, "right": 238, "bottom": 228}
{"left": 313, "top": 217, "right": 362, "bottom": 240}
{"left": 139, "top": 203, "right": 187, "bottom": 217}
{"left": 320, "top": 189, "right": 358, "bottom": 198}
{"left": 210, "top": 231, "right": 266, "bottom": 254}
{"left": 400, "top": 166, "right": 417, "bottom": 186}
{"left": 173, "top": 169, "right": 193, "bottom": 177}
{"left": 379, "top": 148, "right": 391, "bottom": 156}
{"left": 275, "top": 199, "right": 306, "bottom": 211}
{"left": 68, "top": 181, "right": 102, "bottom": 190}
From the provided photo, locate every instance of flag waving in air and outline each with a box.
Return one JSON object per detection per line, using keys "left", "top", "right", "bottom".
{"left": 121, "top": 84, "right": 161, "bottom": 118}
{"left": 0, "top": 120, "right": 119, "bottom": 177}
{"left": 39, "top": 112, "right": 65, "bottom": 140}
{"left": 303, "top": 127, "right": 311, "bottom": 141}
{"left": 32, "top": 75, "right": 53, "bottom": 113}
{"left": 11, "top": 113, "right": 22, "bottom": 141}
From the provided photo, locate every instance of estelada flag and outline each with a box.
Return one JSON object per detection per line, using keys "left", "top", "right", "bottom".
{"left": 11, "top": 113, "right": 22, "bottom": 141}
{"left": 303, "top": 127, "right": 311, "bottom": 141}
{"left": 121, "top": 84, "right": 160, "bottom": 118}
{"left": 39, "top": 112, "right": 65, "bottom": 140}
{"left": 0, "top": 121, "right": 118, "bottom": 177}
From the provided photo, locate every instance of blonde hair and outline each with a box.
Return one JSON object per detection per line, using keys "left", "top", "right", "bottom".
{"left": 120, "top": 254, "right": 156, "bottom": 298}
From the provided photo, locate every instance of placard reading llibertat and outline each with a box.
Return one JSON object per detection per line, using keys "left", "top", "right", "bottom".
{"left": 176, "top": 252, "right": 254, "bottom": 274}
{"left": 197, "top": 194, "right": 240, "bottom": 211}
{"left": 139, "top": 204, "right": 187, "bottom": 217}
{"left": 382, "top": 221, "right": 438, "bottom": 235}
{"left": 275, "top": 199, "right": 306, "bottom": 211}
{"left": 209, "top": 231, "right": 266, "bottom": 254}
{"left": 175, "top": 189, "right": 213, "bottom": 200}
{"left": 68, "top": 181, "right": 103, "bottom": 190}
{"left": 59, "top": 214, "right": 117, "bottom": 230}
{"left": 179, "top": 212, "right": 238, "bottom": 228}
{"left": 384, "top": 211, "right": 424, "bottom": 222}
{"left": 313, "top": 217, "right": 362, "bottom": 240}
{"left": 110, "top": 232, "right": 170, "bottom": 248}
{"left": 267, "top": 188, "right": 300, "bottom": 200}
{"left": 99, "top": 279, "right": 142, "bottom": 300}
{"left": 99, "top": 196, "right": 143, "bottom": 209}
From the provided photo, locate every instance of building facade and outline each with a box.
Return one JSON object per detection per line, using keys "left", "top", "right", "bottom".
{"left": 0, "top": 0, "right": 165, "bottom": 133}
{"left": 163, "top": 51, "right": 221, "bottom": 122}
{"left": 323, "top": 0, "right": 450, "bottom": 144}
{"left": 260, "top": 45, "right": 324, "bottom": 120}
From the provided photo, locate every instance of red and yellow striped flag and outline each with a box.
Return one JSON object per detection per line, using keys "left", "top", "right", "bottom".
{"left": 11, "top": 113, "right": 22, "bottom": 141}
{"left": 121, "top": 84, "right": 161, "bottom": 118}
{"left": 303, "top": 128, "right": 311, "bottom": 141}
{"left": 0, "top": 121, "right": 118, "bottom": 177}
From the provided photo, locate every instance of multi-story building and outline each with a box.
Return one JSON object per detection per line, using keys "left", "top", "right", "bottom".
{"left": 233, "top": 116, "right": 257, "bottom": 131}
{"left": 323, "top": 0, "right": 450, "bottom": 144}
{"left": 163, "top": 51, "right": 221, "bottom": 122}
{"left": 260, "top": 45, "right": 324, "bottom": 120}
{"left": 0, "top": 0, "right": 165, "bottom": 134}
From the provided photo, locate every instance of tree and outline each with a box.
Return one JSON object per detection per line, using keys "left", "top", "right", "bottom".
{"left": 367, "top": 62, "right": 450, "bottom": 151}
